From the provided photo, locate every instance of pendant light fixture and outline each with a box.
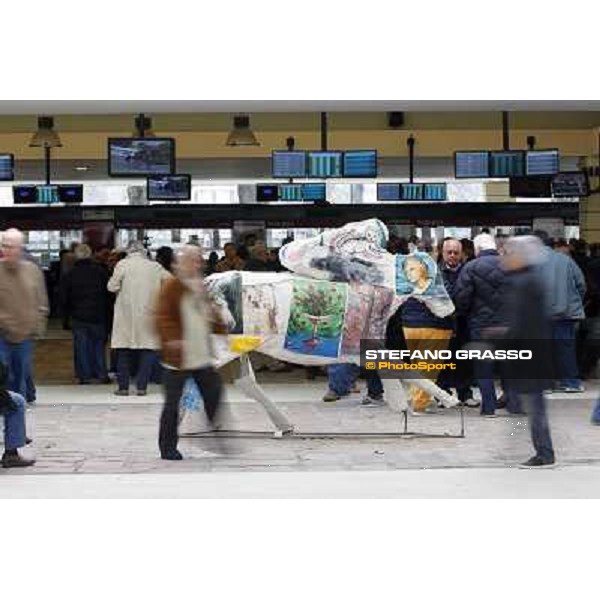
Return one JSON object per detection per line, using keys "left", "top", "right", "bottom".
{"left": 225, "top": 113, "right": 259, "bottom": 147}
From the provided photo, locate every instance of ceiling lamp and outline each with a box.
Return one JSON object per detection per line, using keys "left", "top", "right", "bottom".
{"left": 29, "top": 116, "right": 62, "bottom": 148}
{"left": 225, "top": 114, "right": 259, "bottom": 147}
{"left": 133, "top": 113, "right": 155, "bottom": 137}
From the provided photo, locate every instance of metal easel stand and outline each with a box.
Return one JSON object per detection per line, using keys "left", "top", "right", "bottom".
{"left": 182, "top": 361, "right": 466, "bottom": 441}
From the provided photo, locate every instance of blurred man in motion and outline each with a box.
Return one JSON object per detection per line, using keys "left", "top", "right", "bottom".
{"left": 502, "top": 236, "right": 555, "bottom": 468}
{"left": 155, "top": 245, "right": 227, "bottom": 460}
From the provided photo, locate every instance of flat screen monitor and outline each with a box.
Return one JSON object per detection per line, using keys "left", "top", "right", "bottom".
{"left": 279, "top": 184, "right": 304, "bottom": 201}
{"left": 423, "top": 183, "right": 447, "bottom": 201}
{"left": 12, "top": 185, "right": 37, "bottom": 204}
{"left": 551, "top": 171, "right": 590, "bottom": 198}
{"left": 272, "top": 151, "right": 307, "bottom": 178}
{"left": 455, "top": 151, "right": 490, "bottom": 179}
{"left": 108, "top": 137, "right": 175, "bottom": 177}
{"left": 147, "top": 175, "right": 191, "bottom": 200}
{"left": 0, "top": 153, "right": 14, "bottom": 181}
{"left": 489, "top": 151, "right": 525, "bottom": 178}
{"left": 526, "top": 149, "right": 560, "bottom": 176}
{"left": 342, "top": 150, "right": 378, "bottom": 177}
{"left": 302, "top": 183, "right": 327, "bottom": 202}
{"left": 307, "top": 151, "right": 342, "bottom": 178}
{"left": 57, "top": 184, "right": 84, "bottom": 203}
{"left": 401, "top": 183, "right": 424, "bottom": 201}
{"left": 377, "top": 183, "right": 401, "bottom": 201}
{"left": 37, "top": 185, "right": 59, "bottom": 204}
{"left": 256, "top": 184, "right": 279, "bottom": 202}
{"left": 509, "top": 176, "right": 552, "bottom": 198}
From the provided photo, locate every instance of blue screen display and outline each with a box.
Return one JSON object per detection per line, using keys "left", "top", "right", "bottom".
{"left": 401, "top": 183, "right": 424, "bottom": 200}
{"left": 307, "top": 152, "right": 342, "bottom": 178}
{"left": 57, "top": 184, "right": 84, "bottom": 203}
{"left": 302, "top": 183, "right": 326, "bottom": 201}
{"left": 256, "top": 184, "right": 278, "bottom": 202}
{"left": 279, "top": 184, "right": 304, "bottom": 201}
{"left": 455, "top": 151, "right": 490, "bottom": 178}
{"left": 343, "top": 150, "right": 377, "bottom": 177}
{"left": 12, "top": 185, "right": 37, "bottom": 204}
{"left": 377, "top": 183, "right": 401, "bottom": 201}
{"left": 526, "top": 150, "right": 560, "bottom": 176}
{"left": 272, "top": 151, "right": 307, "bottom": 178}
{"left": 423, "top": 183, "right": 447, "bottom": 201}
{"left": 0, "top": 154, "right": 14, "bottom": 181}
{"left": 489, "top": 151, "right": 525, "bottom": 178}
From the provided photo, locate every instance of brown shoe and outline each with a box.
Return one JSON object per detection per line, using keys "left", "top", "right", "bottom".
{"left": 2, "top": 452, "right": 35, "bottom": 468}
{"left": 136, "top": 389, "right": 147, "bottom": 396}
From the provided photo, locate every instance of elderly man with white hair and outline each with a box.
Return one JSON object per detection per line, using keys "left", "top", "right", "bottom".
{"left": 454, "top": 233, "right": 508, "bottom": 417}
{"left": 154, "top": 244, "right": 227, "bottom": 460}
{"left": 107, "top": 240, "right": 171, "bottom": 396}
{"left": 0, "top": 228, "right": 48, "bottom": 401}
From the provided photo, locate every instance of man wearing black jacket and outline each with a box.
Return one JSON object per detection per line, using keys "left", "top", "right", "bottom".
{"left": 60, "top": 244, "right": 110, "bottom": 384}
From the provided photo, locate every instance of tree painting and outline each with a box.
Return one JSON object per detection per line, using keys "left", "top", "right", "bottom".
{"left": 285, "top": 280, "right": 348, "bottom": 358}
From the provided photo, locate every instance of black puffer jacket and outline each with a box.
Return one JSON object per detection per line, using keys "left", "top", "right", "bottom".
{"left": 60, "top": 259, "right": 109, "bottom": 324}
{"left": 454, "top": 249, "right": 506, "bottom": 331}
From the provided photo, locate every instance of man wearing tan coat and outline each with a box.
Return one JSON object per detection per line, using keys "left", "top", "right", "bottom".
{"left": 155, "top": 245, "right": 226, "bottom": 461}
{"left": 108, "top": 241, "right": 171, "bottom": 396}
{"left": 0, "top": 229, "right": 48, "bottom": 401}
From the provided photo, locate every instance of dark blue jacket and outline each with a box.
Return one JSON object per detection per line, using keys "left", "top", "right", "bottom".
{"left": 454, "top": 249, "right": 506, "bottom": 332}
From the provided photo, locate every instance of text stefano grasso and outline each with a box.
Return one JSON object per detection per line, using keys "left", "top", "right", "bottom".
{"left": 364, "top": 349, "right": 533, "bottom": 361}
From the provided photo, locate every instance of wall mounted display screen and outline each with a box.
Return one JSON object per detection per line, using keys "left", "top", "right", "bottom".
{"left": 377, "top": 183, "right": 401, "bottom": 201}
{"left": 489, "top": 151, "right": 525, "bottom": 178}
{"left": 423, "top": 183, "right": 447, "bottom": 201}
{"left": 0, "top": 153, "right": 14, "bottom": 181}
{"left": 342, "top": 150, "right": 378, "bottom": 177}
{"left": 307, "top": 151, "right": 342, "bottom": 178}
{"left": 401, "top": 183, "right": 424, "bottom": 200}
{"left": 12, "top": 185, "right": 37, "bottom": 204}
{"left": 279, "top": 184, "right": 304, "bottom": 201}
{"left": 57, "top": 184, "right": 84, "bottom": 203}
{"left": 272, "top": 151, "right": 307, "bottom": 178}
{"left": 256, "top": 184, "right": 279, "bottom": 202}
{"left": 302, "top": 183, "right": 327, "bottom": 202}
{"left": 526, "top": 149, "right": 560, "bottom": 176}
{"left": 551, "top": 171, "right": 590, "bottom": 198}
{"left": 509, "top": 176, "right": 552, "bottom": 198}
{"left": 455, "top": 151, "right": 490, "bottom": 179}
{"left": 37, "top": 185, "right": 59, "bottom": 204}
{"left": 147, "top": 175, "right": 191, "bottom": 200}
{"left": 108, "top": 138, "right": 175, "bottom": 176}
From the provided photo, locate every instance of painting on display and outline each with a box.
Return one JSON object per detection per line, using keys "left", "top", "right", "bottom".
{"left": 284, "top": 280, "right": 347, "bottom": 359}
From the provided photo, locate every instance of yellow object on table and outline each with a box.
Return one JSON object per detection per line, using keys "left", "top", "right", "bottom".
{"left": 229, "top": 336, "right": 264, "bottom": 354}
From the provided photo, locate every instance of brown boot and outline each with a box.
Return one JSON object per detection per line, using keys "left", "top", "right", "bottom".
{"left": 2, "top": 451, "right": 35, "bottom": 468}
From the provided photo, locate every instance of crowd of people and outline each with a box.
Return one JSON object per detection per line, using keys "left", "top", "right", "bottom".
{"left": 2, "top": 225, "right": 600, "bottom": 469}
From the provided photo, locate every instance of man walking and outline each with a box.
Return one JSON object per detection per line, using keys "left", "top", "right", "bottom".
{"left": 155, "top": 245, "right": 227, "bottom": 460}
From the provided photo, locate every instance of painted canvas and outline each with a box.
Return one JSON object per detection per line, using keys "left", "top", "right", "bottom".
{"left": 365, "top": 286, "right": 396, "bottom": 340}
{"left": 340, "top": 284, "right": 371, "bottom": 355}
{"left": 243, "top": 283, "right": 282, "bottom": 336}
{"left": 284, "top": 280, "right": 347, "bottom": 358}
{"left": 395, "top": 252, "right": 448, "bottom": 297}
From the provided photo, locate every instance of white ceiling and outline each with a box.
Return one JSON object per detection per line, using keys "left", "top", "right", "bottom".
{"left": 1, "top": 100, "right": 600, "bottom": 115}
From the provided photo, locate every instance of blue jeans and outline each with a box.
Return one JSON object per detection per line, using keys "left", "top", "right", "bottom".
{"left": 116, "top": 349, "right": 156, "bottom": 392}
{"left": 0, "top": 339, "right": 33, "bottom": 399}
{"left": 552, "top": 320, "right": 581, "bottom": 388}
{"left": 328, "top": 364, "right": 359, "bottom": 396}
{"left": 523, "top": 391, "right": 555, "bottom": 462}
{"left": 469, "top": 327, "right": 497, "bottom": 414}
{"left": 2, "top": 391, "right": 26, "bottom": 451}
{"left": 328, "top": 364, "right": 384, "bottom": 398}
{"left": 72, "top": 320, "right": 108, "bottom": 382}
